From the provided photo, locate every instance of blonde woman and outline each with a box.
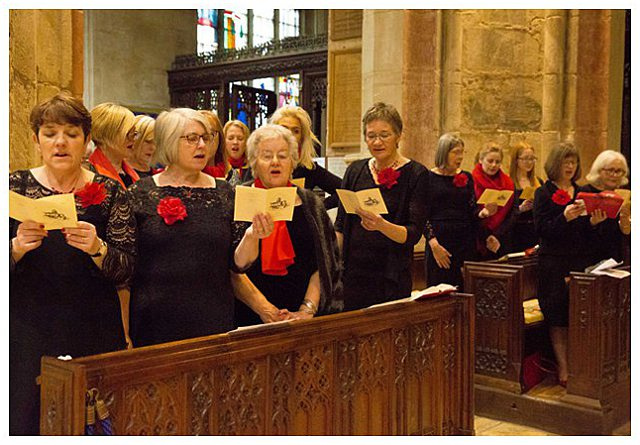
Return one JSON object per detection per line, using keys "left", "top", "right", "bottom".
{"left": 88, "top": 103, "right": 139, "bottom": 188}
{"left": 270, "top": 106, "right": 341, "bottom": 209}
{"left": 223, "top": 119, "right": 253, "bottom": 186}
{"left": 199, "top": 110, "right": 227, "bottom": 178}
{"left": 509, "top": 142, "right": 544, "bottom": 252}
{"left": 126, "top": 115, "right": 156, "bottom": 178}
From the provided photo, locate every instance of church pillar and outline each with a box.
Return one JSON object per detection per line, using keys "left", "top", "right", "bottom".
{"left": 9, "top": 9, "right": 83, "bottom": 171}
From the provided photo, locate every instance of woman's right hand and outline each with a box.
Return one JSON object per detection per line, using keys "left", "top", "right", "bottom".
{"left": 564, "top": 200, "right": 586, "bottom": 222}
{"left": 429, "top": 238, "right": 452, "bottom": 269}
{"left": 12, "top": 220, "right": 48, "bottom": 260}
{"left": 246, "top": 212, "right": 274, "bottom": 240}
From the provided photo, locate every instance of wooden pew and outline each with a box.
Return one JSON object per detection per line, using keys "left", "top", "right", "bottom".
{"left": 462, "top": 257, "right": 631, "bottom": 435}
{"left": 39, "top": 293, "right": 474, "bottom": 436}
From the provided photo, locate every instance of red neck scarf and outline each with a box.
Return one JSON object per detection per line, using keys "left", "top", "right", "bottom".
{"left": 472, "top": 163, "right": 515, "bottom": 232}
{"left": 254, "top": 178, "right": 296, "bottom": 276}
{"left": 88, "top": 147, "right": 140, "bottom": 188}
{"left": 229, "top": 156, "right": 246, "bottom": 169}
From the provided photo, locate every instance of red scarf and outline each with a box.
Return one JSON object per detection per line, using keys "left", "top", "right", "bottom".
{"left": 88, "top": 147, "right": 140, "bottom": 188}
{"left": 472, "top": 163, "right": 515, "bottom": 232}
{"left": 202, "top": 162, "right": 226, "bottom": 178}
{"left": 229, "top": 156, "right": 246, "bottom": 169}
{"left": 254, "top": 178, "right": 296, "bottom": 276}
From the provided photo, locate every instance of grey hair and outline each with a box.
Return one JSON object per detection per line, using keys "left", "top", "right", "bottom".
{"left": 153, "top": 108, "right": 211, "bottom": 166}
{"left": 246, "top": 124, "right": 300, "bottom": 174}
{"left": 434, "top": 133, "right": 465, "bottom": 169}
{"left": 585, "top": 149, "right": 629, "bottom": 187}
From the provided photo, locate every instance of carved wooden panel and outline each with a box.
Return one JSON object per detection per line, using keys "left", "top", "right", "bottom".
{"left": 40, "top": 296, "right": 474, "bottom": 436}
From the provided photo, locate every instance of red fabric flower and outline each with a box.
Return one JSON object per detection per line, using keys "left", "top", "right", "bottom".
{"left": 551, "top": 189, "right": 571, "bottom": 206}
{"left": 74, "top": 181, "right": 107, "bottom": 208}
{"left": 377, "top": 167, "right": 401, "bottom": 189}
{"left": 157, "top": 197, "right": 187, "bottom": 225}
{"left": 453, "top": 172, "right": 468, "bottom": 187}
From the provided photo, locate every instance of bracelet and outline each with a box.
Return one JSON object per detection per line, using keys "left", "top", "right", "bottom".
{"left": 301, "top": 298, "right": 318, "bottom": 315}
{"left": 299, "top": 306, "right": 315, "bottom": 315}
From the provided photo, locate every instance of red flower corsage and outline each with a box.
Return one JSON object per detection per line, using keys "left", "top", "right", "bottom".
{"left": 157, "top": 197, "right": 187, "bottom": 225}
{"left": 453, "top": 172, "right": 468, "bottom": 187}
{"left": 551, "top": 189, "right": 571, "bottom": 206}
{"left": 377, "top": 167, "right": 401, "bottom": 189}
{"left": 74, "top": 181, "right": 107, "bottom": 208}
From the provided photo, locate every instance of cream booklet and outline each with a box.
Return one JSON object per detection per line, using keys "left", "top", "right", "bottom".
{"left": 234, "top": 186, "right": 297, "bottom": 222}
{"left": 476, "top": 188, "right": 514, "bottom": 206}
{"left": 336, "top": 188, "right": 388, "bottom": 215}
{"left": 519, "top": 185, "right": 539, "bottom": 201}
{"left": 9, "top": 190, "right": 78, "bottom": 230}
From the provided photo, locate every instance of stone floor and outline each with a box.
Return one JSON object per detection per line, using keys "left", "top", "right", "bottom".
{"left": 475, "top": 415, "right": 631, "bottom": 436}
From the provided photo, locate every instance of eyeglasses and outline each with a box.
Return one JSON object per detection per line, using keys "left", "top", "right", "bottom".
{"left": 365, "top": 133, "right": 394, "bottom": 142}
{"left": 180, "top": 133, "right": 214, "bottom": 145}
{"left": 518, "top": 156, "right": 537, "bottom": 162}
{"left": 562, "top": 159, "right": 577, "bottom": 166}
{"left": 125, "top": 130, "right": 139, "bottom": 142}
{"left": 601, "top": 168, "right": 626, "bottom": 176}
{"left": 259, "top": 151, "right": 290, "bottom": 162}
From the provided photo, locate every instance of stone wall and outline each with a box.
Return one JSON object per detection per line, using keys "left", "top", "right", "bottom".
{"left": 84, "top": 10, "right": 196, "bottom": 113}
{"left": 9, "top": 10, "right": 83, "bottom": 172}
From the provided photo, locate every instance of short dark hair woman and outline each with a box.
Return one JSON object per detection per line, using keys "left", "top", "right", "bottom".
{"left": 10, "top": 92, "right": 136, "bottom": 435}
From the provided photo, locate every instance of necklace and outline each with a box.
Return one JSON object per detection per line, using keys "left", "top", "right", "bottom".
{"left": 371, "top": 158, "right": 399, "bottom": 175}
{"left": 45, "top": 168, "right": 84, "bottom": 194}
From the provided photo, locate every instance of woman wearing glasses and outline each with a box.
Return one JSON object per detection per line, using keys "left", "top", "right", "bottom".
{"left": 128, "top": 108, "right": 286, "bottom": 347}
{"left": 471, "top": 143, "right": 516, "bottom": 259}
{"left": 88, "top": 103, "right": 140, "bottom": 188}
{"left": 508, "top": 142, "right": 544, "bottom": 252}
{"left": 335, "top": 102, "right": 428, "bottom": 311}
{"left": 126, "top": 114, "right": 156, "bottom": 178}
{"left": 583, "top": 150, "right": 631, "bottom": 264}
{"left": 423, "top": 134, "right": 497, "bottom": 291}
{"left": 534, "top": 142, "right": 601, "bottom": 386}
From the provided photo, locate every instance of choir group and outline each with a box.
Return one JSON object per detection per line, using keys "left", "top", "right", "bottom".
{"left": 9, "top": 92, "right": 631, "bottom": 435}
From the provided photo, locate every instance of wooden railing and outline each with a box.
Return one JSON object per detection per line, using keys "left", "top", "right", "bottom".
{"left": 39, "top": 293, "right": 474, "bottom": 436}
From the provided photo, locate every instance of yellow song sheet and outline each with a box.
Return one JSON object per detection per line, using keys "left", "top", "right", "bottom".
{"left": 9, "top": 190, "right": 78, "bottom": 230}
{"left": 290, "top": 177, "right": 305, "bottom": 188}
{"left": 336, "top": 188, "right": 389, "bottom": 215}
{"left": 519, "top": 185, "right": 539, "bottom": 201}
{"left": 476, "top": 188, "right": 514, "bottom": 207}
{"left": 234, "top": 186, "right": 297, "bottom": 222}
{"left": 614, "top": 189, "right": 631, "bottom": 206}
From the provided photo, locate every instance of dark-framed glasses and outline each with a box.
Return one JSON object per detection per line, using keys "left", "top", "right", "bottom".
{"left": 601, "top": 167, "right": 626, "bottom": 176}
{"left": 180, "top": 133, "right": 214, "bottom": 145}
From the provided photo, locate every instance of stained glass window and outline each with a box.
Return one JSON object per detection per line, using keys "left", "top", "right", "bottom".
{"left": 253, "top": 9, "right": 275, "bottom": 46}
{"left": 197, "top": 9, "right": 217, "bottom": 54}
{"left": 224, "top": 10, "right": 248, "bottom": 50}
{"left": 278, "top": 74, "right": 300, "bottom": 107}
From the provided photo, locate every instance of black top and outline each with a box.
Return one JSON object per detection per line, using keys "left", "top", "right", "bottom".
{"left": 533, "top": 180, "right": 594, "bottom": 257}
{"left": 293, "top": 162, "right": 342, "bottom": 209}
{"left": 581, "top": 183, "right": 629, "bottom": 263}
{"left": 423, "top": 170, "right": 478, "bottom": 239}
{"left": 236, "top": 204, "right": 318, "bottom": 326}
{"left": 9, "top": 170, "right": 136, "bottom": 435}
{"left": 226, "top": 165, "right": 253, "bottom": 187}
{"left": 336, "top": 159, "right": 428, "bottom": 300}
{"left": 128, "top": 176, "right": 245, "bottom": 346}
{"left": 134, "top": 167, "right": 154, "bottom": 179}
{"left": 510, "top": 177, "right": 544, "bottom": 252}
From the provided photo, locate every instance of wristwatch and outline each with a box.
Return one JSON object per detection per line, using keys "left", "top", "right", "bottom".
{"left": 90, "top": 238, "right": 108, "bottom": 258}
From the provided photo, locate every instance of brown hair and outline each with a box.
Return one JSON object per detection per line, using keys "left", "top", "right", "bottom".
{"left": 474, "top": 141, "right": 503, "bottom": 164}
{"left": 362, "top": 102, "right": 403, "bottom": 136}
{"left": 30, "top": 91, "right": 91, "bottom": 139}
{"left": 509, "top": 141, "right": 537, "bottom": 185}
{"left": 544, "top": 141, "right": 581, "bottom": 182}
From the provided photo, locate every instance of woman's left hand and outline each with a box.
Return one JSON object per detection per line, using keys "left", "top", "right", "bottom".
{"left": 486, "top": 235, "right": 501, "bottom": 253}
{"left": 589, "top": 208, "right": 607, "bottom": 226}
{"left": 288, "top": 310, "right": 314, "bottom": 320}
{"left": 62, "top": 221, "right": 101, "bottom": 255}
{"left": 356, "top": 207, "right": 386, "bottom": 232}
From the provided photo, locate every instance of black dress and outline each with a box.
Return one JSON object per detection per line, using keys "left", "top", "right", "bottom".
{"left": 134, "top": 167, "right": 154, "bottom": 179}
{"left": 581, "top": 183, "right": 630, "bottom": 264}
{"left": 511, "top": 180, "right": 543, "bottom": 253}
{"left": 235, "top": 204, "right": 318, "bottom": 327}
{"left": 534, "top": 180, "right": 595, "bottom": 327}
{"left": 335, "top": 159, "right": 428, "bottom": 310}
{"left": 128, "top": 177, "right": 244, "bottom": 347}
{"left": 423, "top": 170, "right": 479, "bottom": 291}
{"left": 9, "top": 170, "right": 135, "bottom": 435}
{"left": 293, "top": 162, "right": 342, "bottom": 210}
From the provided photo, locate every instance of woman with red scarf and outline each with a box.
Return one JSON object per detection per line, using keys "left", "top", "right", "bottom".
{"left": 223, "top": 120, "right": 253, "bottom": 186}
{"left": 233, "top": 124, "right": 342, "bottom": 326}
{"left": 472, "top": 143, "right": 516, "bottom": 258}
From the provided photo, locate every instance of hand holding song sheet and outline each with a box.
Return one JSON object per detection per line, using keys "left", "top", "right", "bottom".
{"left": 9, "top": 190, "right": 78, "bottom": 230}
{"left": 234, "top": 185, "right": 297, "bottom": 222}
{"left": 336, "top": 188, "right": 388, "bottom": 214}
{"left": 476, "top": 188, "right": 514, "bottom": 206}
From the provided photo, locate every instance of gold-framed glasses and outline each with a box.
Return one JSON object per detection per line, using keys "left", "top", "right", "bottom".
{"left": 365, "top": 133, "right": 393, "bottom": 142}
